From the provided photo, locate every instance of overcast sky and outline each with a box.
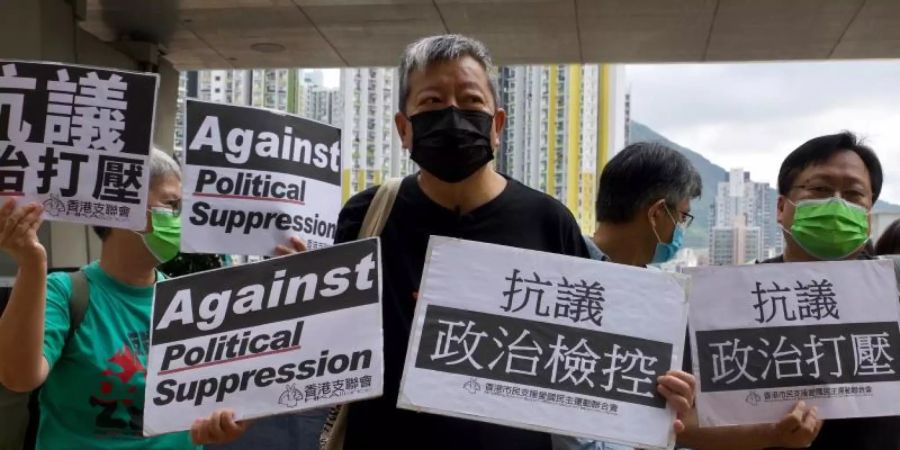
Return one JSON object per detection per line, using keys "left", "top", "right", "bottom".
{"left": 626, "top": 60, "right": 900, "bottom": 205}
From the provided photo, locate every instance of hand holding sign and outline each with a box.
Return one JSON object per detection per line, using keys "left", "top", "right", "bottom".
{"left": 0, "top": 199, "right": 45, "bottom": 266}
{"left": 767, "top": 401, "right": 821, "bottom": 448}
{"left": 656, "top": 370, "right": 697, "bottom": 433}
{"left": 274, "top": 236, "right": 309, "bottom": 256}
{"left": 190, "top": 409, "right": 248, "bottom": 445}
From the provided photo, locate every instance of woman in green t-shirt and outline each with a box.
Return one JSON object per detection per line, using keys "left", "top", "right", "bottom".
{"left": 0, "top": 149, "right": 249, "bottom": 449}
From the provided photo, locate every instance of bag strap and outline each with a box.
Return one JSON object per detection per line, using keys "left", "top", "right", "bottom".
{"left": 357, "top": 178, "right": 402, "bottom": 239}
{"left": 321, "top": 179, "right": 401, "bottom": 450}
{"left": 66, "top": 270, "right": 90, "bottom": 343}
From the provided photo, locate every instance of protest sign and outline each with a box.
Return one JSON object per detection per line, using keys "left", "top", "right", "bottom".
{"left": 398, "top": 237, "right": 688, "bottom": 449}
{"left": 0, "top": 60, "right": 158, "bottom": 229}
{"left": 688, "top": 260, "right": 900, "bottom": 427}
{"left": 182, "top": 99, "right": 341, "bottom": 256}
{"left": 143, "top": 238, "right": 383, "bottom": 436}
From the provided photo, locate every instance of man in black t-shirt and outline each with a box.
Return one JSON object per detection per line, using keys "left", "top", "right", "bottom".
{"left": 333, "top": 34, "right": 588, "bottom": 450}
{"left": 332, "top": 35, "right": 694, "bottom": 450}
{"left": 681, "top": 132, "right": 899, "bottom": 450}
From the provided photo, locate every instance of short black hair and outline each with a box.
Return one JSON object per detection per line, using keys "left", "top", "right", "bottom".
{"left": 777, "top": 132, "right": 883, "bottom": 202}
{"left": 876, "top": 219, "right": 900, "bottom": 255}
{"left": 596, "top": 142, "right": 702, "bottom": 224}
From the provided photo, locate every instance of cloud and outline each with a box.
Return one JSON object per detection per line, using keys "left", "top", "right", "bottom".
{"left": 627, "top": 61, "right": 900, "bottom": 204}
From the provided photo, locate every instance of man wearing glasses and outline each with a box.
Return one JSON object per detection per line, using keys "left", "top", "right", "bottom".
{"left": 553, "top": 142, "right": 701, "bottom": 450}
{"left": 678, "top": 132, "right": 895, "bottom": 449}
{"left": 581, "top": 142, "right": 700, "bottom": 268}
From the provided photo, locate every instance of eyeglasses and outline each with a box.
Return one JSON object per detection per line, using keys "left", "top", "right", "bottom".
{"left": 680, "top": 211, "right": 695, "bottom": 228}
{"left": 793, "top": 184, "right": 870, "bottom": 206}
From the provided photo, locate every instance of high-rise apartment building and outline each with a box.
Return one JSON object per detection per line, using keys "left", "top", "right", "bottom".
{"left": 496, "top": 64, "right": 626, "bottom": 231}
{"left": 180, "top": 64, "right": 626, "bottom": 229}
{"left": 709, "top": 169, "right": 782, "bottom": 265}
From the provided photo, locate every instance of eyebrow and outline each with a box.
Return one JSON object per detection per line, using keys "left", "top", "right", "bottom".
{"left": 803, "top": 174, "right": 868, "bottom": 187}
{"left": 458, "top": 81, "right": 487, "bottom": 92}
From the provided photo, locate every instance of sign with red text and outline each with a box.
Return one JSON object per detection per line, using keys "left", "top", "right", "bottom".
{"left": 144, "top": 239, "right": 383, "bottom": 436}
{"left": 182, "top": 99, "right": 341, "bottom": 256}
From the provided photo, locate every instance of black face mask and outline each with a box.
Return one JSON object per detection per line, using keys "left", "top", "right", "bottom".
{"left": 409, "top": 106, "right": 495, "bottom": 183}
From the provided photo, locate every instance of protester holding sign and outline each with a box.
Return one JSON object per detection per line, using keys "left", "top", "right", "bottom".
{"left": 0, "top": 149, "right": 250, "bottom": 449}
{"left": 325, "top": 34, "right": 587, "bottom": 450}
{"left": 321, "top": 34, "right": 696, "bottom": 450}
{"left": 559, "top": 142, "right": 702, "bottom": 450}
{"left": 681, "top": 132, "right": 897, "bottom": 450}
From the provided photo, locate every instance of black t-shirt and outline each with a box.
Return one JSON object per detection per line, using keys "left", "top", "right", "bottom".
{"left": 333, "top": 174, "right": 589, "bottom": 450}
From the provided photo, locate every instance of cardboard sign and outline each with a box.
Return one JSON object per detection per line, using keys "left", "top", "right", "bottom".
{"left": 182, "top": 99, "right": 341, "bottom": 256}
{"left": 0, "top": 60, "right": 158, "bottom": 229}
{"left": 688, "top": 260, "right": 900, "bottom": 426}
{"left": 144, "top": 239, "right": 383, "bottom": 435}
{"left": 399, "top": 237, "right": 688, "bottom": 450}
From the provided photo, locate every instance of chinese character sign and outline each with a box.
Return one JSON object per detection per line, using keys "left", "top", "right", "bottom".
{"left": 688, "top": 260, "right": 900, "bottom": 427}
{"left": 182, "top": 99, "right": 341, "bottom": 256}
{"left": 0, "top": 60, "right": 157, "bottom": 230}
{"left": 143, "top": 238, "right": 383, "bottom": 436}
{"left": 399, "top": 237, "right": 689, "bottom": 450}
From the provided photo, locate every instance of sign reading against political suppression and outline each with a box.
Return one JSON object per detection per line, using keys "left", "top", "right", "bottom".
{"left": 0, "top": 60, "right": 158, "bottom": 229}
{"left": 398, "top": 237, "right": 688, "bottom": 449}
{"left": 143, "top": 238, "right": 383, "bottom": 436}
{"left": 182, "top": 99, "right": 341, "bottom": 256}
{"left": 688, "top": 260, "right": 900, "bottom": 427}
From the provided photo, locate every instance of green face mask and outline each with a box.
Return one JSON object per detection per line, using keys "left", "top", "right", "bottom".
{"left": 143, "top": 207, "right": 182, "bottom": 263}
{"left": 788, "top": 197, "right": 869, "bottom": 260}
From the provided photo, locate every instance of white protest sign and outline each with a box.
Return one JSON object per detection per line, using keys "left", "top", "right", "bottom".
{"left": 182, "top": 99, "right": 341, "bottom": 256}
{"left": 0, "top": 60, "right": 157, "bottom": 229}
{"left": 398, "top": 236, "right": 688, "bottom": 450}
{"left": 144, "top": 238, "right": 383, "bottom": 436}
{"left": 688, "top": 260, "right": 900, "bottom": 427}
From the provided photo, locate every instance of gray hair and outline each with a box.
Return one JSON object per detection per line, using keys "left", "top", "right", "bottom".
{"left": 149, "top": 147, "right": 181, "bottom": 184}
{"left": 398, "top": 34, "right": 500, "bottom": 114}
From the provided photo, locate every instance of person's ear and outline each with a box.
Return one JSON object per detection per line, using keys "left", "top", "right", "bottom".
{"left": 647, "top": 199, "right": 666, "bottom": 228}
{"left": 395, "top": 112, "right": 412, "bottom": 150}
{"left": 777, "top": 195, "right": 788, "bottom": 227}
{"left": 491, "top": 108, "right": 507, "bottom": 149}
